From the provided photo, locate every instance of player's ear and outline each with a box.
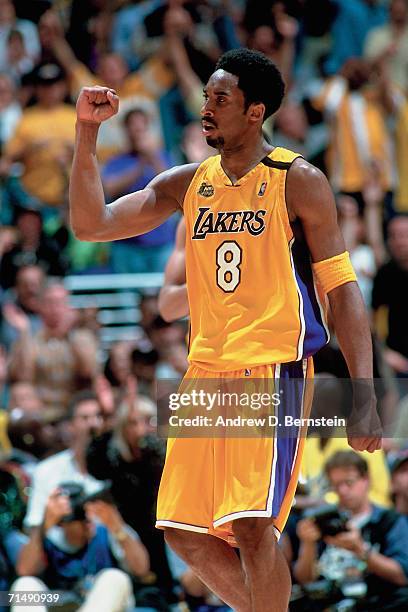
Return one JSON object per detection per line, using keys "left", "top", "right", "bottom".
{"left": 248, "top": 102, "right": 265, "bottom": 124}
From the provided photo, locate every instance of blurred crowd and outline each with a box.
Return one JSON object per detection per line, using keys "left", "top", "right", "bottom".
{"left": 1, "top": 0, "right": 408, "bottom": 611}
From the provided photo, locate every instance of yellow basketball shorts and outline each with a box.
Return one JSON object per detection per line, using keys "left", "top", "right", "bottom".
{"left": 156, "top": 358, "right": 314, "bottom": 546}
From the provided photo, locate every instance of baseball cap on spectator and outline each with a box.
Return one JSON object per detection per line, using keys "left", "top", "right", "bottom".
{"left": 390, "top": 451, "right": 408, "bottom": 474}
{"left": 32, "top": 62, "right": 66, "bottom": 86}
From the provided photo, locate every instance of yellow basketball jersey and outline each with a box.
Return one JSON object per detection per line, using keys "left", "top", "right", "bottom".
{"left": 183, "top": 147, "right": 329, "bottom": 371}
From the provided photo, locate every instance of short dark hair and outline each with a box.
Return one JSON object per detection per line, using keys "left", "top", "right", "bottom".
{"left": 324, "top": 450, "right": 369, "bottom": 479}
{"left": 215, "top": 48, "right": 285, "bottom": 120}
{"left": 66, "top": 390, "right": 99, "bottom": 421}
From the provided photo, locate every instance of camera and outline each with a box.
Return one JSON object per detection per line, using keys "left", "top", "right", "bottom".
{"left": 303, "top": 504, "right": 350, "bottom": 537}
{"left": 58, "top": 481, "right": 113, "bottom": 523}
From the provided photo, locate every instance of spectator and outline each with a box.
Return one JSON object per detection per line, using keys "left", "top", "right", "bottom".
{"left": 45, "top": 203, "right": 111, "bottom": 275}
{"left": 0, "top": 72, "right": 21, "bottom": 148}
{"left": 23, "top": 390, "right": 105, "bottom": 534}
{"left": 294, "top": 451, "right": 408, "bottom": 610}
{"left": 2, "top": 62, "right": 76, "bottom": 210}
{"left": 136, "top": 1, "right": 220, "bottom": 72}
{"left": 0, "top": 0, "right": 40, "bottom": 73}
{"left": 180, "top": 121, "right": 214, "bottom": 164}
{"left": 395, "top": 94, "right": 408, "bottom": 213}
{"left": 390, "top": 451, "right": 408, "bottom": 515}
{"left": 86, "top": 397, "right": 175, "bottom": 605}
{"left": 1, "top": 264, "right": 44, "bottom": 348}
{"left": 324, "top": 0, "right": 387, "bottom": 75}
{"left": 301, "top": 376, "right": 391, "bottom": 508}
{"left": 0, "top": 466, "right": 28, "bottom": 589}
{"left": 102, "top": 108, "right": 177, "bottom": 274}
{"left": 14, "top": 484, "right": 149, "bottom": 612}
{"left": 0, "top": 205, "right": 67, "bottom": 291}
{"left": 7, "top": 409, "right": 61, "bottom": 462}
{"left": 372, "top": 215, "right": 408, "bottom": 378}
{"left": 7, "top": 282, "right": 98, "bottom": 417}
{"left": 365, "top": 0, "right": 408, "bottom": 90}
{"left": 246, "top": 2, "right": 299, "bottom": 88}
{"left": 7, "top": 382, "right": 42, "bottom": 414}
{"left": 336, "top": 193, "right": 381, "bottom": 306}
{"left": 130, "top": 345, "right": 159, "bottom": 398}
{"left": 6, "top": 28, "right": 35, "bottom": 83}
{"left": 312, "top": 57, "right": 394, "bottom": 202}
{"left": 40, "top": 9, "right": 174, "bottom": 160}
{"left": 111, "top": 0, "right": 163, "bottom": 70}
{"left": 103, "top": 341, "right": 135, "bottom": 398}
{"left": 138, "top": 294, "right": 159, "bottom": 331}
{"left": 147, "top": 316, "right": 187, "bottom": 379}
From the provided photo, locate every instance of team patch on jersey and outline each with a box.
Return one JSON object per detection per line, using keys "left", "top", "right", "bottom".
{"left": 197, "top": 182, "right": 215, "bottom": 197}
{"left": 192, "top": 207, "right": 267, "bottom": 240}
{"left": 258, "top": 182, "right": 267, "bottom": 196}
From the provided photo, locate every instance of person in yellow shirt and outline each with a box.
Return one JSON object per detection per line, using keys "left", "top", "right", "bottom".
{"left": 312, "top": 58, "right": 394, "bottom": 204}
{"left": 39, "top": 10, "right": 174, "bottom": 162}
{"left": 4, "top": 63, "right": 76, "bottom": 209}
{"left": 395, "top": 98, "right": 408, "bottom": 212}
{"left": 302, "top": 436, "right": 391, "bottom": 508}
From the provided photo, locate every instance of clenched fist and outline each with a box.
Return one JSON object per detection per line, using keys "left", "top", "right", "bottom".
{"left": 76, "top": 86, "right": 119, "bottom": 124}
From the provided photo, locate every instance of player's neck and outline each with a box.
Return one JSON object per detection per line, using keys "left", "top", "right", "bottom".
{"left": 219, "top": 139, "right": 274, "bottom": 185}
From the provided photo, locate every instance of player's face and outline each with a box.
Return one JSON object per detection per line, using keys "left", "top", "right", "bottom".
{"left": 201, "top": 69, "right": 250, "bottom": 150}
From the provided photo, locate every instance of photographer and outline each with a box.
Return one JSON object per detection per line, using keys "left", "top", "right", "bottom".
{"left": 13, "top": 484, "right": 149, "bottom": 612}
{"left": 294, "top": 451, "right": 408, "bottom": 610}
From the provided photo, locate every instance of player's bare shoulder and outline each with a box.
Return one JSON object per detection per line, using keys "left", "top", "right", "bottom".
{"left": 149, "top": 163, "right": 200, "bottom": 210}
{"left": 286, "top": 156, "right": 335, "bottom": 222}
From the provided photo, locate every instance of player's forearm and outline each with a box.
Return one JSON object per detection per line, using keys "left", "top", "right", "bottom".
{"left": 158, "top": 285, "right": 189, "bottom": 321}
{"left": 328, "top": 282, "right": 373, "bottom": 378}
{"left": 69, "top": 122, "right": 110, "bottom": 241}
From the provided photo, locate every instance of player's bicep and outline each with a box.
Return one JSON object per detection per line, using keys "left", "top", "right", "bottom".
{"left": 287, "top": 159, "right": 346, "bottom": 262}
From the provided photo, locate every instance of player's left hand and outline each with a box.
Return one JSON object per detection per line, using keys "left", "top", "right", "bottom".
{"left": 347, "top": 435, "right": 382, "bottom": 453}
{"left": 347, "top": 381, "right": 383, "bottom": 452}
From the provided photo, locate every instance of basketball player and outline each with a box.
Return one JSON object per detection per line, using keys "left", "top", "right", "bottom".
{"left": 70, "top": 49, "right": 382, "bottom": 612}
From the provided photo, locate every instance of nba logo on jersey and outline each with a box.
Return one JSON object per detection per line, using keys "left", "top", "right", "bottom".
{"left": 198, "top": 182, "right": 215, "bottom": 198}
{"left": 258, "top": 182, "right": 267, "bottom": 196}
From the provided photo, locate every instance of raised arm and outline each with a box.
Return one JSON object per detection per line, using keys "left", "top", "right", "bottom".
{"left": 158, "top": 217, "right": 189, "bottom": 322}
{"left": 69, "top": 86, "right": 197, "bottom": 242}
{"left": 286, "top": 158, "right": 382, "bottom": 453}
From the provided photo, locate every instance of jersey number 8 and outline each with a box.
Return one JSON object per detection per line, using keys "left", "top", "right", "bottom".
{"left": 216, "top": 241, "right": 242, "bottom": 293}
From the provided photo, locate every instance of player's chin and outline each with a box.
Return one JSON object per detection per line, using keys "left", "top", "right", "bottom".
{"left": 205, "top": 135, "right": 224, "bottom": 149}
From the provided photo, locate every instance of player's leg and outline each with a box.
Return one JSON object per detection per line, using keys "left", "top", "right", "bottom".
{"left": 232, "top": 517, "right": 291, "bottom": 612}
{"left": 164, "top": 528, "right": 251, "bottom": 612}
